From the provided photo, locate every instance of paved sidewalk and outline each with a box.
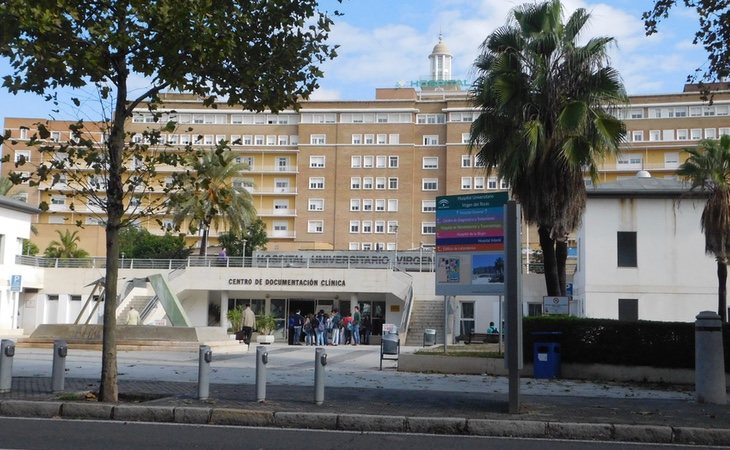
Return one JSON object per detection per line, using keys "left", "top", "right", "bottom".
{"left": 0, "top": 342, "right": 728, "bottom": 445}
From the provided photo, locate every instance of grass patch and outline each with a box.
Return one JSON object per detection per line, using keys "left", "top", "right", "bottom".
{"left": 415, "top": 344, "right": 503, "bottom": 358}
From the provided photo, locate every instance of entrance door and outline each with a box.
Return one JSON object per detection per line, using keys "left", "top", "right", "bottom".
{"left": 289, "top": 299, "right": 316, "bottom": 316}
{"left": 359, "top": 301, "right": 386, "bottom": 335}
{"left": 459, "top": 301, "right": 475, "bottom": 337}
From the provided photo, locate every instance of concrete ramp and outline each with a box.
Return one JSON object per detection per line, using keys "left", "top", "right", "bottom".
{"left": 20, "top": 324, "right": 230, "bottom": 351}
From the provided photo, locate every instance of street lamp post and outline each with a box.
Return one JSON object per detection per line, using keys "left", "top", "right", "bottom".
{"left": 241, "top": 238, "right": 247, "bottom": 267}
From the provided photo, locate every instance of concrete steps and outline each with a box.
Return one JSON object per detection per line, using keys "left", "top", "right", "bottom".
{"left": 118, "top": 296, "right": 153, "bottom": 324}
{"left": 405, "top": 299, "right": 445, "bottom": 346}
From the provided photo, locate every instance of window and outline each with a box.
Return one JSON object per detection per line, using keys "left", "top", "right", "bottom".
{"left": 705, "top": 128, "right": 717, "bottom": 139}
{"left": 351, "top": 177, "right": 361, "bottom": 189}
{"left": 278, "top": 135, "right": 289, "bottom": 145}
{"left": 422, "top": 222, "right": 436, "bottom": 234}
{"left": 662, "top": 129, "right": 674, "bottom": 141}
{"left": 203, "top": 134, "right": 214, "bottom": 145}
{"left": 14, "top": 150, "right": 30, "bottom": 164}
{"left": 375, "top": 221, "right": 385, "bottom": 233}
{"left": 375, "top": 155, "right": 386, "bottom": 168}
{"left": 308, "top": 220, "right": 324, "bottom": 233}
{"left": 717, "top": 105, "right": 730, "bottom": 116}
{"left": 308, "top": 198, "right": 324, "bottom": 211}
{"left": 362, "top": 221, "right": 373, "bottom": 233}
{"left": 364, "top": 134, "right": 374, "bottom": 144}
{"left": 274, "top": 179, "right": 289, "bottom": 192}
{"left": 487, "top": 177, "right": 498, "bottom": 189}
{"left": 51, "top": 196, "right": 65, "bottom": 206}
{"left": 388, "top": 177, "right": 398, "bottom": 190}
{"left": 629, "top": 109, "right": 643, "bottom": 119}
{"left": 691, "top": 128, "right": 703, "bottom": 140}
{"left": 377, "top": 134, "right": 387, "bottom": 145}
{"left": 690, "top": 106, "right": 702, "bottom": 117}
{"left": 649, "top": 130, "right": 661, "bottom": 141}
{"left": 362, "top": 242, "right": 372, "bottom": 250}
{"left": 375, "top": 177, "right": 386, "bottom": 190}
{"left": 242, "top": 135, "right": 253, "bottom": 145}
{"left": 416, "top": 113, "right": 446, "bottom": 124}
{"left": 670, "top": 107, "right": 687, "bottom": 117}
{"left": 388, "top": 156, "right": 399, "bottom": 168}
{"left": 350, "top": 199, "right": 361, "bottom": 211}
{"left": 387, "top": 199, "right": 398, "bottom": 212}
{"left": 422, "top": 200, "right": 436, "bottom": 212}
{"left": 618, "top": 299, "right": 639, "bottom": 321}
{"left": 363, "top": 156, "right": 374, "bottom": 168}
{"left": 617, "top": 231, "right": 637, "bottom": 268}
{"left": 310, "top": 134, "right": 326, "bottom": 144}
{"left": 375, "top": 199, "right": 386, "bottom": 211}
{"left": 617, "top": 154, "right": 642, "bottom": 168}
{"left": 349, "top": 221, "right": 360, "bottom": 233}
{"left": 423, "top": 135, "right": 439, "bottom": 145}
{"left": 631, "top": 130, "right": 644, "bottom": 142}
{"left": 363, "top": 199, "right": 373, "bottom": 211}
{"left": 387, "top": 221, "right": 399, "bottom": 233}
{"left": 461, "top": 177, "right": 472, "bottom": 190}
{"left": 352, "top": 134, "right": 362, "bottom": 145}
{"left": 363, "top": 177, "right": 373, "bottom": 189}
{"left": 422, "top": 178, "right": 438, "bottom": 191}
{"left": 349, "top": 242, "right": 360, "bottom": 250}
{"left": 50, "top": 131, "right": 61, "bottom": 142}
{"left": 423, "top": 156, "right": 438, "bottom": 169}
{"left": 474, "top": 177, "right": 485, "bottom": 190}
{"left": 461, "top": 155, "right": 472, "bottom": 168}
{"left": 664, "top": 152, "right": 679, "bottom": 168}
{"left": 351, "top": 156, "right": 362, "bottom": 168}
{"left": 676, "top": 129, "right": 688, "bottom": 140}
{"left": 461, "top": 133, "right": 470, "bottom": 144}
{"left": 389, "top": 134, "right": 400, "bottom": 144}
{"left": 254, "top": 135, "right": 265, "bottom": 145}
{"left": 309, "top": 156, "right": 325, "bottom": 168}
{"left": 309, "top": 177, "right": 325, "bottom": 189}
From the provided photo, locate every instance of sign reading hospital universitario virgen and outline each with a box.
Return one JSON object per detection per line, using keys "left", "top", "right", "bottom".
{"left": 435, "top": 191, "right": 508, "bottom": 296}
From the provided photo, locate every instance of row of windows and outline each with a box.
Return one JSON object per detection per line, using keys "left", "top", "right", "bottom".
{"left": 350, "top": 134, "right": 401, "bottom": 145}
{"left": 13, "top": 128, "right": 105, "bottom": 143}
{"left": 131, "top": 111, "right": 479, "bottom": 125}
{"left": 132, "top": 133, "right": 299, "bottom": 146}
{"left": 349, "top": 177, "right": 399, "bottom": 190}
{"left": 461, "top": 177, "right": 510, "bottom": 190}
{"left": 630, "top": 127, "right": 730, "bottom": 142}
{"left": 618, "top": 104, "right": 730, "bottom": 120}
{"left": 350, "top": 198, "right": 399, "bottom": 212}
{"left": 351, "top": 155, "right": 399, "bottom": 168}
{"left": 306, "top": 220, "right": 400, "bottom": 234}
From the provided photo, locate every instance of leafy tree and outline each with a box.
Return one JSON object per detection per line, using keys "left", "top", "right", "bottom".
{"left": 44, "top": 230, "right": 90, "bottom": 258}
{"left": 118, "top": 226, "right": 191, "bottom": 259}
{"left": 169, "top": 147, "right": 257, "bottom": 256}
{"left": 219, "top": 218, "right": 269, "bottom": 257}
{"left": 644, "top": 1, "right": 730, "bottom": 84}
{"left": 23, "top": 240, "right": 39, "bottom": 256}
{"left": 469, "top": 0, "right": 627, "bottom": 296}
{"left": 0, "top": 0, "right": 339, "bottom": 402}
{"left": 677, "top": 135, "right": 730, "bottom": 322}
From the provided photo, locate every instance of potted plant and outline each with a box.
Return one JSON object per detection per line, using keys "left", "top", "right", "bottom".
{"left": 227, "top": 306, "right": 243, "bottom": 339}
{"left": 255, "top": 314, "right": 277, "bottom": 344}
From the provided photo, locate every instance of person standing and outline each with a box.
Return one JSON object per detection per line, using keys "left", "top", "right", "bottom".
{"left": 330, "top": 309, "right": 341, "bottom": 346}
{"left": 315, "top": 310, "right": 327, "bottom": 346}
{"left": 126, "top": 306, "right": 140, "bottom": 325}
{"left": 293, "top": 309, "right": 304, "bottom": 345}
{"left": 242, "top": 303, "right": 256, "bottom": 345}
{"left": 352, "top": 306, "right": 361, "bottom": 346}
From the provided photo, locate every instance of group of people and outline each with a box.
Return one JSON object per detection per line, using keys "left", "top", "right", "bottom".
{"left": 287, "top": 306, "right": 369, "bottom": 346}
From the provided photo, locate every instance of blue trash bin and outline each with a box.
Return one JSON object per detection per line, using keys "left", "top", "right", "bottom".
{"left": 532, "top": 332, "right": 561, "bottom": 379}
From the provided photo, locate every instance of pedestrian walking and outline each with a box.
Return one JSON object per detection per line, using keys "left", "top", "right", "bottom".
{"left": 242, "top": 303, "right": 255, "bottom": 345}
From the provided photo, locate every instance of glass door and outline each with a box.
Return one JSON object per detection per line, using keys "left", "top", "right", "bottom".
{"left": 459, "top": 301, "right": 475, "bottom": 337}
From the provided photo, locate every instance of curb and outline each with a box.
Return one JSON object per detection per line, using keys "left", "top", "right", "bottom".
{"left": 0, "top": 399, "right": 729, "bottom": 445}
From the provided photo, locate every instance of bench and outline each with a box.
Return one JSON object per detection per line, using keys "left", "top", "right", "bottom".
{"left": 456, "top": 332, "right": 501, "bottom": 344}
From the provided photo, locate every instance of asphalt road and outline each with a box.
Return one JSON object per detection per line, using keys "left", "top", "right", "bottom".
{"left": 0, "top": 417, "right": 720, "bottom": 450}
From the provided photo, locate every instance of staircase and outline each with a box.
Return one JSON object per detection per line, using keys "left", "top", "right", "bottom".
{"left": 118, "top": 296, "right": 153, "bottom": 324}
{"left": 404, "top": 299, "right": 445, "bottom": 346}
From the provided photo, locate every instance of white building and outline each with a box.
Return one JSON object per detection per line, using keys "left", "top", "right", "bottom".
{"left": 574, "top": 173, "right": 716, "bottom": 322}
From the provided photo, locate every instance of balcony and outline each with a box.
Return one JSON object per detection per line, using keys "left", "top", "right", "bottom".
{"left": 257, "top": 208, "right": 297, "bottom": 217}
{"left": 596, "top": 162, "right": 680, "bottom": 173}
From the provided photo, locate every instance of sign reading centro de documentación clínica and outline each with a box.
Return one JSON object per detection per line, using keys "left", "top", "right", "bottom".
{"left": 435, "top": 192, "right": 508, "bottom": 296}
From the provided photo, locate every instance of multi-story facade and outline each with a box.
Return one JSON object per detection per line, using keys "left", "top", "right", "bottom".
{"left": 3, "top": 39, "right": 730, "bottom": 256}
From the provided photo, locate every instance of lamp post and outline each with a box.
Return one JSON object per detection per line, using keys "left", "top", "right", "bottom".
{"left": 241, "top": 238, "right": 247, "bottom": 267}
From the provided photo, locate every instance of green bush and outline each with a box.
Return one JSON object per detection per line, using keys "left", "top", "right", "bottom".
{"left": 521, "top": 316, "right": 730, "bottom": 370}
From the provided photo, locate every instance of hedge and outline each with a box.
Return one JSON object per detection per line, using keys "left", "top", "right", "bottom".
{"left": 521, "top": 316, "right": 730, "bottom": 370}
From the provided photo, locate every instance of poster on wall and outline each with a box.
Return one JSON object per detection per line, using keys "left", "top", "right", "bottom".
{"left": 435, "top": 192, "right": 508, "bottom": 296}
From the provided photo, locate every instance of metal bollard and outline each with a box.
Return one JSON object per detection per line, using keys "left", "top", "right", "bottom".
{"left": 52, "top": 340, "right": 68, "bottom": 392}
{"left": 198, "top": 345, "right": 212, "bottom": 400}
{"left": 256, "top": 346, "right": 269, "bottom": 403}
{"left": 0, "top": 339, "right": 15, "bottom": 393}
{"left": 695, "top": 311, "right": 727, "bottom": 404}
{"left": 314, "top": 347, "right": 327, "bottom": 405}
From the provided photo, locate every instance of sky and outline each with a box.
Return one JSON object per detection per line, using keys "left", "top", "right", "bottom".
{"left": 0, "top": 0, "right": 708, "bottom": 125}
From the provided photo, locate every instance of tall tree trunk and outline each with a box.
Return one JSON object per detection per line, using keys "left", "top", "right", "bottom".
{"left": 99, "top": 64, "right": 128, "bottom": 402}
{"left": 199, "top": 227, "right": 209, "bottom": 256}
{"left": 538, "top": 225, "right": 561, "bottom": 296}
{"left": 718, "top": 257, "right": 727, "bottom": 322}
{"left": 555, "top": 238, "right": 568, "bottom": 297}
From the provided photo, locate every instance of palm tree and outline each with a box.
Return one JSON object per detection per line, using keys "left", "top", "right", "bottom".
{"left": 44, "top": 229, "right": 90, "bottom": 258}
{"left": 168, "top": 146, "right": 257, "bottom": 256}
{"left": 469, "top": 0, "right": 627, "bottom": 296}
{"left": 677, "top": 135, "right": 730, "bottom": 322}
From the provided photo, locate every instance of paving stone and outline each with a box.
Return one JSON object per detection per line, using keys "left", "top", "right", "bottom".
{"left": 61, "top": 402, "right": 113, "bottom": 420}
{"left": 467, "top": 418, "right": 546, "bottom": 438}
{"left": 546, "top": 421, "right": 612, "bottom": 441}
{"left": 113, "top": 404, "right": 174, "bottom": 422}
{"left": 0, "top": 400, "right": 61, "bottom": 418}
{"left": 673, "top": 426, "right": 730, "bottom": 446}
{"left": 612, "top": 424, "right": 672, "bottom": 443}
{"left": 337, "top": 414, "right": 406, "bottom": 432}
{"left": 174, "top": 406, "right": 212, "bottom": 424}
{"left": 210, "top": 408, "right": 274, "bottom": 426}
{"left": 274, "top": 411, "right": 338, "bottom": 429}
{"left": 407, "top": 416, "right": 467, "bottom": 434}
